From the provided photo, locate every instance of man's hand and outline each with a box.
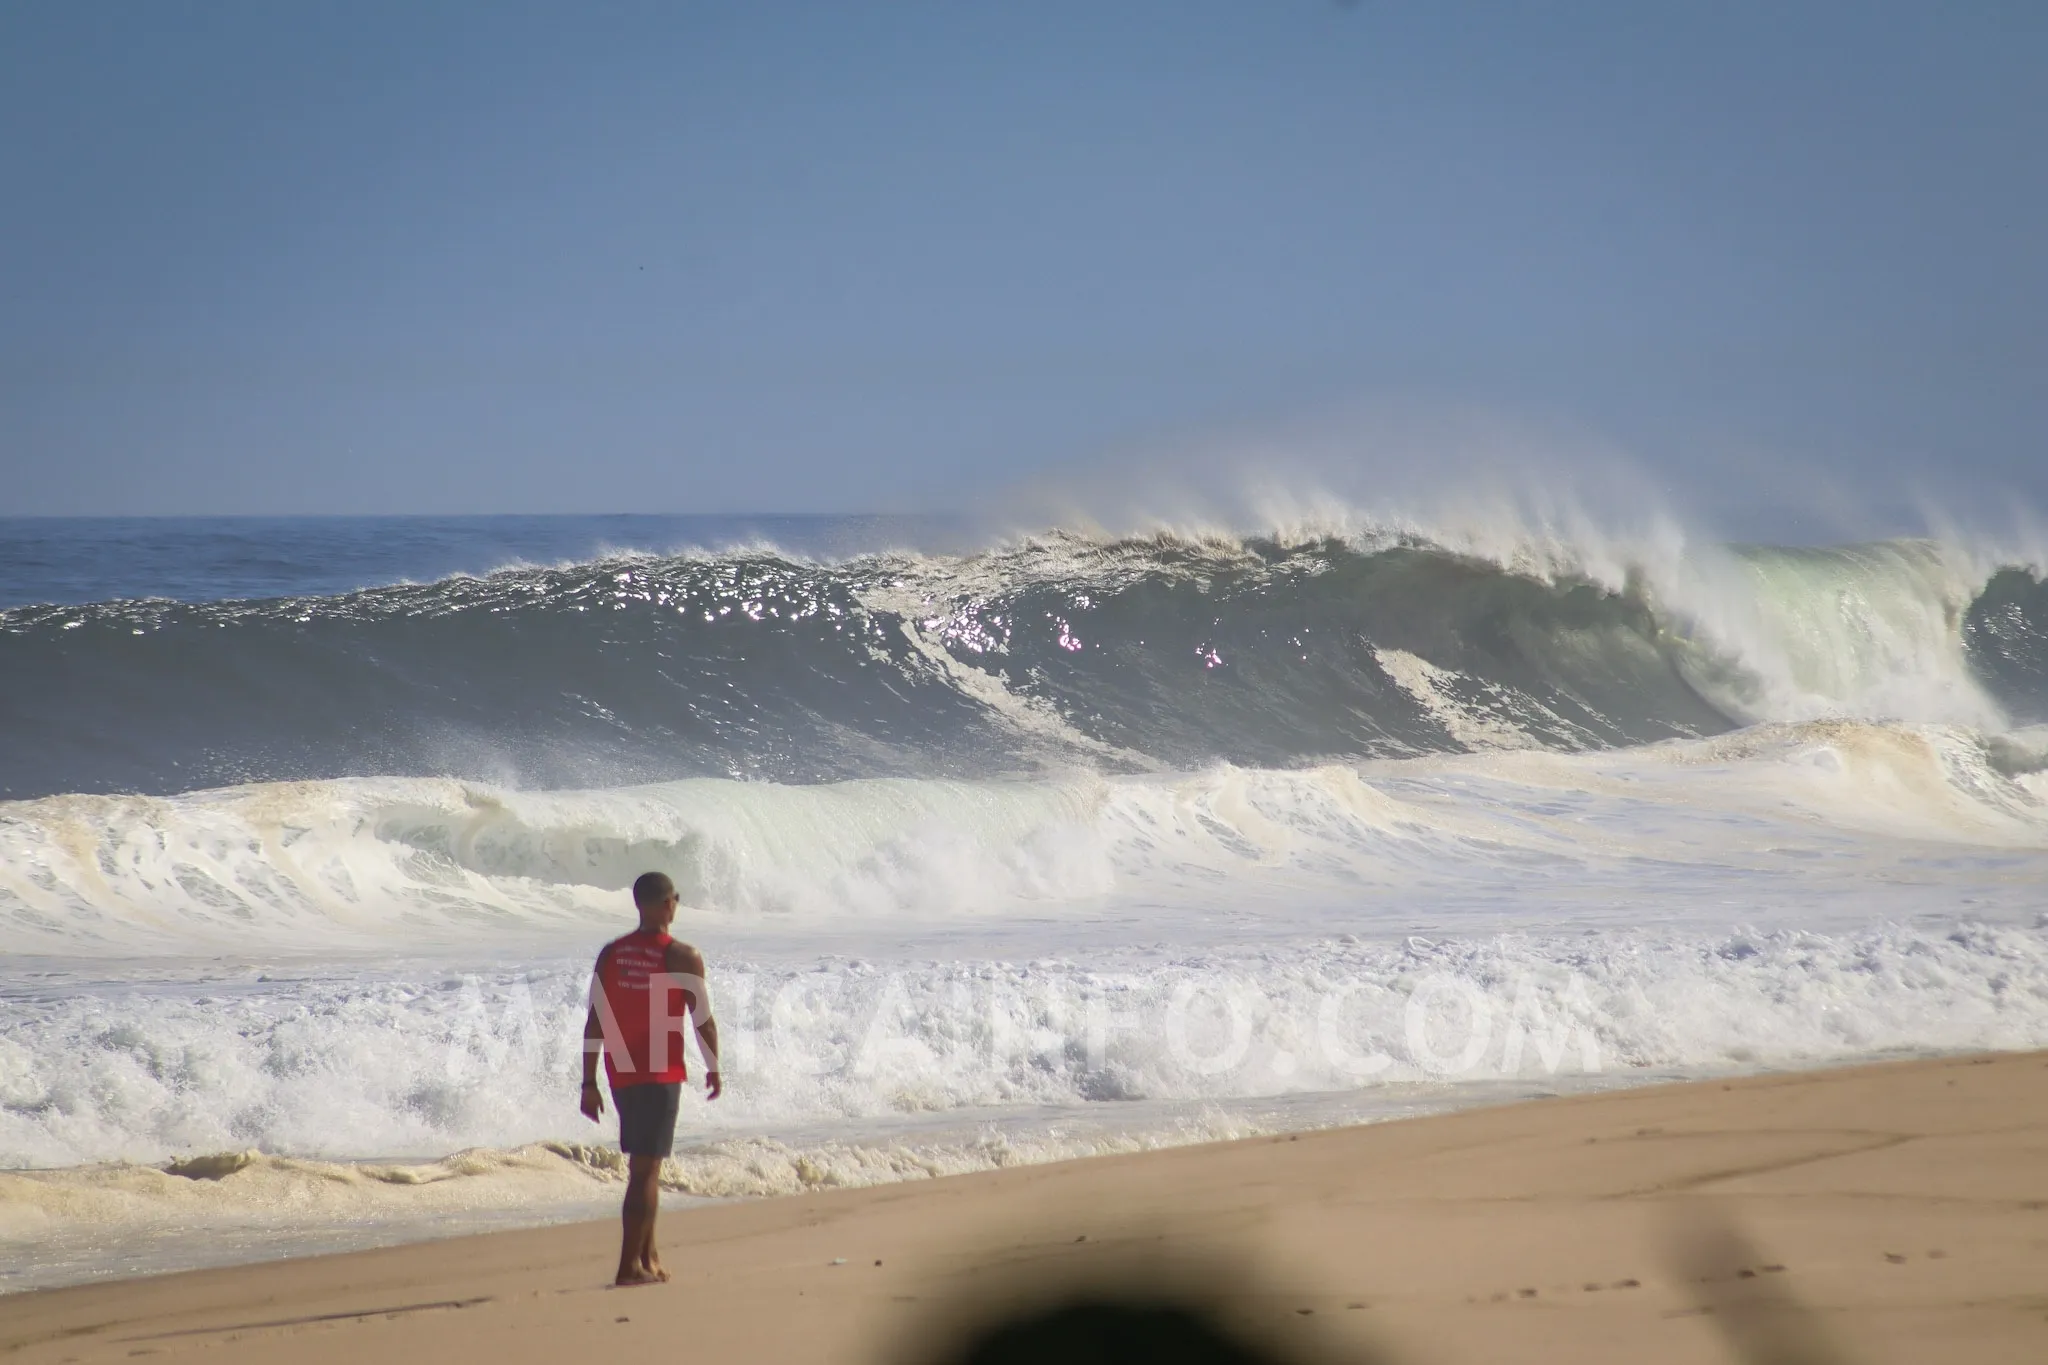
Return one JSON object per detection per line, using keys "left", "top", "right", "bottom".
{"left": 704, "top": 1071, "right": 723, "bottom": 1101}
{"left": 580, "top": 1079, "right": 605, "bottom": 1122}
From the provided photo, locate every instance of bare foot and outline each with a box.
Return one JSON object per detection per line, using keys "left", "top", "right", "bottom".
{"left": 614, "top": 1268, "right": 664, "bottom": 1287}
{"left": 640, "top": 1257, "right": 671, "bottom": 1283}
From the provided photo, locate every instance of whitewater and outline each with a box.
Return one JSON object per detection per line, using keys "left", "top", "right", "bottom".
{"left": 3, "top": 513, "right": 2047, "bottom": 1291}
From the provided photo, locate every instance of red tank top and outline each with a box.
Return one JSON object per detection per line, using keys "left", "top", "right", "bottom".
{"left": 594, "top": 929, "right": 690, "bottom": 1088}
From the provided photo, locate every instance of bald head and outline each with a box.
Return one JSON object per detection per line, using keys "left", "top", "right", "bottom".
{"left": 632, "top": 871, "right": 675, "bottom": 913}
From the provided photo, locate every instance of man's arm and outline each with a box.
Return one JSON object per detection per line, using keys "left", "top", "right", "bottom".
{"left": 580, "top": 947, "right": 610, "bottom": 1121}
{"left": 666, "top": 940, "right": 722, "bottom": 1100}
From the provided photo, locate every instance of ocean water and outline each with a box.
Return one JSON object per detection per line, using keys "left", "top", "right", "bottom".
{"left": 3, "top": 512, "right": 2047, "bottom": 1291}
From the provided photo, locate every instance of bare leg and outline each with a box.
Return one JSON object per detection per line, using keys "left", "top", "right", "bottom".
{"left": 641, "top": 1223, "right": 668, "bottom": 1282}
{"left": 616, "top": 1155, "right": 665, "bottom": 1286}
{"left": 638, "top": 1157, "right": 669, "bottom": 1281}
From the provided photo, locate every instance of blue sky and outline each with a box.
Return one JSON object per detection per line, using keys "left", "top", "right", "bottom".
{"left": 2, "top": 1, "right": 2042, "bottom": 525}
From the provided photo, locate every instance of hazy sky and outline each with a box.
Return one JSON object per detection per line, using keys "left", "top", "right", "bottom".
{"left": 2, "top": 1, "right": 2043, "bottom": 523}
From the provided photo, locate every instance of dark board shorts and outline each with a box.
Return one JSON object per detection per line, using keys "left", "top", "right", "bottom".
{"left": 613, "top": 1081, "right": 682, "bottom": 1156}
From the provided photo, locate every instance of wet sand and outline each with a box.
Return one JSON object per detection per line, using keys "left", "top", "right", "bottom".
{"left": 5, "top": 1051, "right": 2046, "bottom": 1364}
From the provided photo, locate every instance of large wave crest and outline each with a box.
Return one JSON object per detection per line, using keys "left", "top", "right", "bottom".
{"left": 4, "top": 528, "right": 2043, "bottom": 800}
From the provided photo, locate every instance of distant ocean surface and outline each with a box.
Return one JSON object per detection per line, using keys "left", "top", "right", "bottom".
{"left": 3, "top": 511, "right": 2046, "bottom": 1290}
{"left": 0, "top": 514, "right": 967, "bottom": 610}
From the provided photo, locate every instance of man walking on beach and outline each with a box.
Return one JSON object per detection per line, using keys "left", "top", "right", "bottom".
{"left": 581, "top": 871, "right": 722, "bottom": 1287}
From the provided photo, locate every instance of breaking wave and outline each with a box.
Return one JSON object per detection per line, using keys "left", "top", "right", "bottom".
{"left": 5, "top": 721, "right": 2046, "bottom": 956}
{"left": 3, "top": 529, "right": 2043, "bottom": 800}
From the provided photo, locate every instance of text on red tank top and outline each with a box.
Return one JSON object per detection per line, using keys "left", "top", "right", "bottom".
{"left": 598, "top": 929, "right": 690, "bottom": 1087}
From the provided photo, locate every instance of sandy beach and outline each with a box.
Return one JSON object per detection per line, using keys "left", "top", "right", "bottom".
{"left": 4, "top": 1050, "right": 2045, "bottom": 1364}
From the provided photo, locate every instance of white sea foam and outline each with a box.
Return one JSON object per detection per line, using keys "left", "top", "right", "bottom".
{"left": 4, "top": 721, "right": 2045, "bottom": 959}
{"left": 5, "top": 719, "right": 2047, "bottom": 1287}
{"left": 7, "top": 915, "right": 2044, "bottom": 1177}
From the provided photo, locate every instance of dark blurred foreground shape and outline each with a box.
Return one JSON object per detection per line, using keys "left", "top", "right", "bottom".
{"left": 902, "top": 1247, "right": 1355, "bottom": 1365}
{"left": 934, "top": 1300, "right": 1299, "bottom": 1365}
{"left": 911, "top": 1213, "right": 1851, "bottom": 1365}
{"left": 1672, "top": 1212, "right": 1852, "bottom": 1365}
